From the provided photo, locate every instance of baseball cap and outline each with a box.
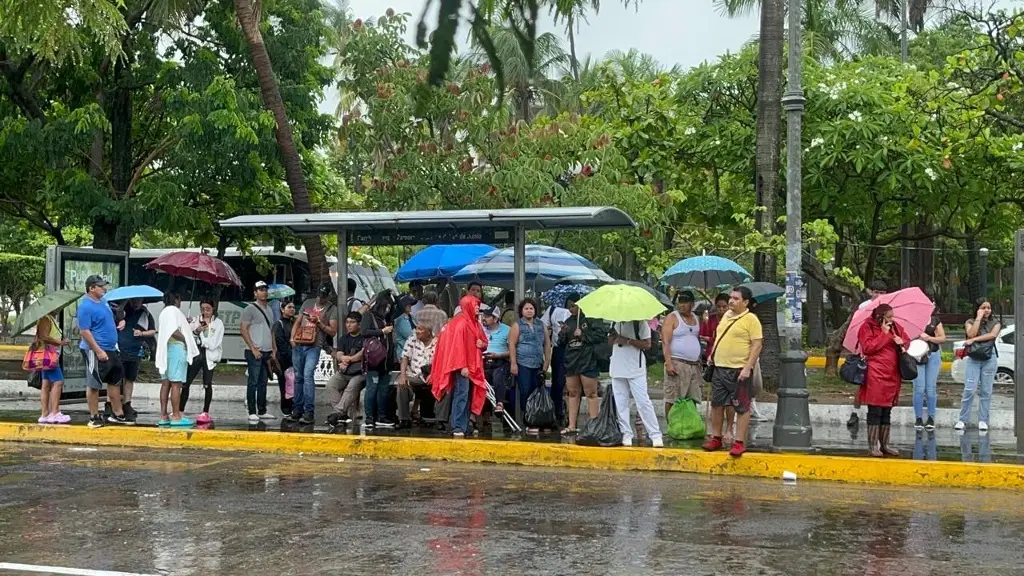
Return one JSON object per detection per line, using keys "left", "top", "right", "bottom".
{"left": 254, "top": 281, "right": 268, "bottom": 290}
{"left": 317, "top": 281, "right": 335, "bottom": 297}
{"left": 486, "top": 305, "right": 500, "bottom": 317}
{"left": 85, "top": 275, "right": 109, "bottom": 289}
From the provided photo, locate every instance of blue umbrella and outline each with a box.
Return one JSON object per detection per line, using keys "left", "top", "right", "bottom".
{"left": 452, "top": 245, "right": 613, "bottom": 291}
{"left": 737, "top": 281, "right": 785, "bottom": 304}
{"left": 103, "top": 285, "right": 164, "bottom": 303}
{"left": 660, "top": 255, "right": 752, "bottom": 289}
{"left": 542, "top": 284, "right": 595, "bottom": 308}
{"left": 395, "top": 244, "right": 497, "bottom": 282}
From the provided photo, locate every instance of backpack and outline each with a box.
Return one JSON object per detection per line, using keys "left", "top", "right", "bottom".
{"left": 631, "top": 320, "right": 661, "bottom": 367}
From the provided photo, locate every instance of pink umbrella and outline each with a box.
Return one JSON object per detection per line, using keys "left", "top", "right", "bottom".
{"left": 145, "top": 251, "right": 243, "bottom": 287}
{"left": 842, "top": 287, "right": 934, "bottom": 352}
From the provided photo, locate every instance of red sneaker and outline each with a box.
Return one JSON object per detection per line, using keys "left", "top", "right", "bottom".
{"left": 702, "top": 436, "right": 723, "bottom": 451}
{"left": 729, "top": 441, "right": 746, "bottom": 457}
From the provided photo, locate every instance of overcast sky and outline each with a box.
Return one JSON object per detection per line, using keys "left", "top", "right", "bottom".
{"left": 322, "top": 0, "right": 760, "bottom": 114}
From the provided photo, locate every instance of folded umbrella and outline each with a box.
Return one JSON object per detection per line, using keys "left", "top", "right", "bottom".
{"left": 842, "top": 287, "right": 934, "bottom": 352}
{"left": 576, "top": 284, "right": 667, "bottom": 322}
{"left": 12, "top": 290, "right": 83, "bottom": 336}
{"left": 104, "top": 285, "right": 164, "bottom": 303}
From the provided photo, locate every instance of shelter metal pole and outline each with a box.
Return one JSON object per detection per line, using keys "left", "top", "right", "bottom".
{"left": 1015, "top": 231, "right": 1024, "bottom": 454}
{"left": 514, "top": 225, "right": 527, "bottom": 427}
{"left": 338, "top": 230, "right": 348, "bottom": 328}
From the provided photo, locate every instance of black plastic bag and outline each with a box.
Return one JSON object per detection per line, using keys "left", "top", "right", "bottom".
{"left": 899, "top": 352, "right": 919, "bottom": 381}
{"left": 839, "top": 354, "right": 866, "bottom": 385}
{"left": 524, "top": 387, "right": 556, "bottom": 429}
{"left": 577, "top": 387, "right": 623, "bottom": 447}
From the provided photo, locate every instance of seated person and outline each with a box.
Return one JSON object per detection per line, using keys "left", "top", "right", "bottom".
{"left": 325, "top": 312, "right": 365, "bottom": 428}
{"left": 481, "top": 306, "right": 511, "bottom": 414}
{"left": 397, "top": 322, "right": 438, "bottom": 428}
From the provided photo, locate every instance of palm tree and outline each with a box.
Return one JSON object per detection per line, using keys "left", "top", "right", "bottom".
{"left": 470, "top": 24, "right": 569, "bottom": 122}
{"left": 547, "top": 0, "right": 599, "bottom": 81}
{"left": 234, "top": 0, "right": 330, "bottom": 285}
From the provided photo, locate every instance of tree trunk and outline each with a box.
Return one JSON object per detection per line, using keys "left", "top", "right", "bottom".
{"left": 825, "top": 317, "right": 849, "bottom": 376}
{"left": 568, "top": 22, "right": 580, "bottom": 82}
{"left": 806, "top": 261, "right": 825, "bottom": 346}
{"left": 966, "top": 235, "right": 980, "bottom": 304}
{"left": 753, "top": 0, "right": 784, "bottom": 389}
{"left": 234, "top": 0, "right": 329, "bottom": 288}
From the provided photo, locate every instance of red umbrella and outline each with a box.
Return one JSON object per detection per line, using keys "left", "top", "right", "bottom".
{"left": 145, "top": 251, "right": 243, "bottom": 287}
{"left": 842, "top": 287, "right": 934, "bottom": 352}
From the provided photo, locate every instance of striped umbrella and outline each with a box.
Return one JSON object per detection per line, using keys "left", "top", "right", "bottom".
{"left": 452, "top": 245, "right": 613, "bottom": 291}
{"left": 660, "top": 255, "right": 752, "bottom": 289}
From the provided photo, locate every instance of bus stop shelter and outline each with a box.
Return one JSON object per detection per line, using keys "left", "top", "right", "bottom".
{"left": 218, "top": 207, "right": 636, "bottom": 324}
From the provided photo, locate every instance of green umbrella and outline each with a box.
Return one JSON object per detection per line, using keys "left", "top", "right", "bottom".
{"left": 576, "top": 284, "right": 667, "bottom": 322}
{"left": 12, "top": 289, "right": 83, "bottom": 336}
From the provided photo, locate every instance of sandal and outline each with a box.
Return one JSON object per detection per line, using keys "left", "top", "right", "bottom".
{"left": 561, "top": 428, "right": 578, "bottom": 435}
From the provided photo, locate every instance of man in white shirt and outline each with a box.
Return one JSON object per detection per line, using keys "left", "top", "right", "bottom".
{"left": 608, "top": 321, "right": 664, "bottom": 447}
{"left": 542, "top": 302, "right": 571, "bottom": 426}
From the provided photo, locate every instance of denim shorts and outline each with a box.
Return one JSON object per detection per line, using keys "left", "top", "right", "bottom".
{"left": 40, "top": 366, "right": 64, "bottom": 383}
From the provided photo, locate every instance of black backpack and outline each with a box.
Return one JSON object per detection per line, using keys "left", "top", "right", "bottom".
{"left": 630, "top": 320, "right": 662, "bottom": 367}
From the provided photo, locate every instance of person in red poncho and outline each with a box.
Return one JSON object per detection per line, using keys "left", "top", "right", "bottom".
{"left": 856, "top": 303, "right": 909, "bottom": 458}
{"left": 430, "top": 294, "right": 488, "bottom": 438}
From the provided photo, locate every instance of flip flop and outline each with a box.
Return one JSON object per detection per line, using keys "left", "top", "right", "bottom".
{"left": 561, "top": 428, "right": 578, "bottom": 435}
{"left": 157, "top": 418, "right": 171, "bottom": 427}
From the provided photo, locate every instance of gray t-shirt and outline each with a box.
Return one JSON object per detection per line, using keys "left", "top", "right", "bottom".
{"left": 241, "top": 301, "right": 274, "bottom": 352}
{"left": 299, "top": 298, "right": 337, "bottom": 350}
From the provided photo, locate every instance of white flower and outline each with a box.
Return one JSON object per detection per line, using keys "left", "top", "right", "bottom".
{"left": 848, "top": 111, "right": 863, "bottom": 122}
{"left": 810, "top": 137, "right": 824, "bottom": 148}
{"left": 684, "top": 126, "right": 696, "bottom": 136}
{"left": 925, "top": 167, "right": 937, "bottom": 181}
{"left": 714, "top": 139, "right": 721, "bottom": 145}
{"left": 1013, "top": 142, "right": 1023, "bottom": 152}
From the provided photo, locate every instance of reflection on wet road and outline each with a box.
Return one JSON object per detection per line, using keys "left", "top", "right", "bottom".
{"left": 1, "top": 443, "right": 1023, "bottom": 575}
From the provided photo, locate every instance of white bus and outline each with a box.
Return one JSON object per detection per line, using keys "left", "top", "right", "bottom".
{"left": 128, "top": 247, "right": 395, "bottom": 362}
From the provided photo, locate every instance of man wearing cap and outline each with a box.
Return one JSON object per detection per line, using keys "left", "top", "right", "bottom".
{"left": 661, "top": 290, "right": 704, "bottom": 417}
{"left": 286, "top": 281, "right": 338, "bottom": 425}
{"left": 240, "top": 281, "right": 277, "bottom": 423}
{"left": 77, "top": 275, "right": 129, "bottom": 427}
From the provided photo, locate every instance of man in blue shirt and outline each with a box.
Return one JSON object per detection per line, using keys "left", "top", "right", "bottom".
{"left": 481, "top": 306, "right": 511, "bottom": 414}
{"left": 77, "top": 275, "right": 129, "bottom": 428}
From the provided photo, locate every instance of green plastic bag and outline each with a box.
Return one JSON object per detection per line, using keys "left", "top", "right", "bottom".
{"left": 667, "top": 397, "right": 706, "bottom": 440}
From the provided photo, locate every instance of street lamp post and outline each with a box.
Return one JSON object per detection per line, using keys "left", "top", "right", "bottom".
{"left": 773, "top": 0, "right": 813, "bottom": 450}
{"left": 980, "top": 247, "right": 989, "bottom": 300}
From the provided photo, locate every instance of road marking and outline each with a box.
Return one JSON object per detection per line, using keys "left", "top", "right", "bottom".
{"left": 0, "top": 562, "right": 158, "bottom": 576}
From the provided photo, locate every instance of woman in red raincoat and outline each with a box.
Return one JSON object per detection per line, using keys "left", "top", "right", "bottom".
{"left": 857, "top": 303, "right": 909, "bottom": 457}
{"left": 430, "top": 295, "right": 488, "bottom": 438}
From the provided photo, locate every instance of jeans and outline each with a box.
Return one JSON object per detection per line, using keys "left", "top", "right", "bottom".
{"left": 291, "top": 345, "right": 321, "bottom": 415}
{"left": 244, "top": 349, "right": 269, "bottom": 416}
{"left": 550, "top": 345, "right": 566, "bottom": 421}
{"left": 960, "top": 355, "right": 997, "bottom": 425}
{"left": 913, "top": 430, "right": 937, "bottom": 461}
{"left": 960, "top": 431, "right": 992, "bottom": 463}
{"left": 451, "top": 373, "right": 471, "bottom": 434}
{"left": 912, "top": 352, "right": 941, "bottom": 420}
{"left": 364, "top": 370, "right": 391, "bottom": 423}
{"left": 515, "top": 364, "right": 543, "bottom": 423}
{"left": 484, "top": 359, "right": 509, "bottom": 407}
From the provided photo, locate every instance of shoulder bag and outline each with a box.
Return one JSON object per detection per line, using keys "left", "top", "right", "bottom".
{"left": 363, "top": 314, "right": 388, "bottom": 369}
{"left": 702, "top": 312, "right": 747, "bottom": 383}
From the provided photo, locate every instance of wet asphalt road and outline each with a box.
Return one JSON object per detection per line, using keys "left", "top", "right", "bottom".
{"left": 1, "top": 443, "right": 1023, "bottom": 576}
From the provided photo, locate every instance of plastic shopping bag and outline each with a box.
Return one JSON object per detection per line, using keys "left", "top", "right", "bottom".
{"left": 284, "top": 367, "right": 295, "bottom": 399}
{"left": 524, "top": 386, "right": 556, "bottom": 429}
{"left": 667, "top": 397, "right": 706, "bottom": 440}
{"left": 577, "top": 388, "right": 623, "bottom": 447}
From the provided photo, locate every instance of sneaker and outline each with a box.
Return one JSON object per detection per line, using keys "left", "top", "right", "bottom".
{"left": 621, "top": 437, "right": 633, "bottom": 447}
{"left": 38, "top": 414, "right": 50, "bottom": 424}
{"left": 376, "top": 419, "right": 396, "bottom": 428}
{"left": 298, "top": 412, "right": 315, "bottom": 425}
{"left": 398, "top": 420, "right": 412, "bottom": 430}
{"left": 729, "top": 441, "right": 747, "bottom": 457}
{"left": 87, "top": 415, "right": 104, "bottom": 429}
{"left": 652, "top": 437, "right": 664, "bottom": 448}
{"left": 979, "top": 421, "right": 989, "bottom": 431}
{"left": 283, "top": 411, "right": 301, "bottom": 422}
{"left": 702, "top": 436, "right": 724, "bottom": 452}
{"left": 107, "top": 413, "right": 133, "bottom": 425}
{"left": 847, "top": 412, "right": 859, "bottom": 427}
{"left": 170, "top": 417, "right": 194, "bottom": 427}
{"left": 259, "top": 413, "right": 277, "bottom": 421}
{"left": 362, "top": 421, "right": 376, "bottom": 430}
{"left": 52, "top": 412, "right": 71, "bottom": 424}
{"left": 326, "top": 412, "right": 343, "bottom": 427}
{"left": 453, "top": 431, "right": 465, "bottom": 438}
{"left": 196, "top": 412, "right": 212, "bottom": 424}
{"left": 954, "top": 420, "right": 965, "bottom": 431}
{"left": 925, "top": 417, "right": 935, "bottom": 431}
{"left": 123, "top": 402, "right": 137, "bottom": 422}
{"left": 914, "top": 418, "right": 924, "bottom": 430}
{"left": 341, "top": 416, "right": 353, "bottom": 424}
{"left": 248, "top": 414, "right": 260, "bottom": 424}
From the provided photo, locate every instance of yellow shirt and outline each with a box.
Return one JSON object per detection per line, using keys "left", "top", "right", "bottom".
{"left": 713, "top": 310, "right": 762, "bottom": 369}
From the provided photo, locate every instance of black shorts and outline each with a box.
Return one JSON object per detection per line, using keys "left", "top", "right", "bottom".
{"left": 121, "top": 356, "right": 141, "bottom": 382}
{"left": 711, "top": 367, "right": 752, "bottom": 414}
{"left": 82, "top": 349, "right": 124, "bottom": 390}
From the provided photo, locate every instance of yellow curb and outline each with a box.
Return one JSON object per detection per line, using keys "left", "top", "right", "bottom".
{"left": 805, "top": 356, "right": 953, "bottom": 372}
{"left": 1, "top": 422, "right": 1021, "bottom": 491}
{"left": 0, "top": 344, "right": 26, "bottom": 351}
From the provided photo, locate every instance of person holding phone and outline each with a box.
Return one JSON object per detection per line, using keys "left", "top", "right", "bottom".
{"left": 856, "top": 303, "right": 909, "bottom": 457}
{"left": 181, "top": 299, "right": 224, "bottom": 424}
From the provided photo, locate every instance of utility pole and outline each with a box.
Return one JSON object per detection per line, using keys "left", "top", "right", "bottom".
{"left": 980, "top": 247, "right": 989, "bottom": 299}
{"left": 773, "top": 0, "right": 812, "bottom": 450}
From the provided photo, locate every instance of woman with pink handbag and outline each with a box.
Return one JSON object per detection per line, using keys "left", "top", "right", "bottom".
{"left": 27, "top": 314, "right": 70, "bottom": 424}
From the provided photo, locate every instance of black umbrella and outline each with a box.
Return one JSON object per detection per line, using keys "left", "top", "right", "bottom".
{"left": 736, "top": 281, "right": 785, "bottom": 304}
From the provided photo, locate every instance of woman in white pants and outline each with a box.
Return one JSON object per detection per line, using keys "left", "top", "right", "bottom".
{"left": 608, "top": 321, "right": 663, "bottom": 447}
